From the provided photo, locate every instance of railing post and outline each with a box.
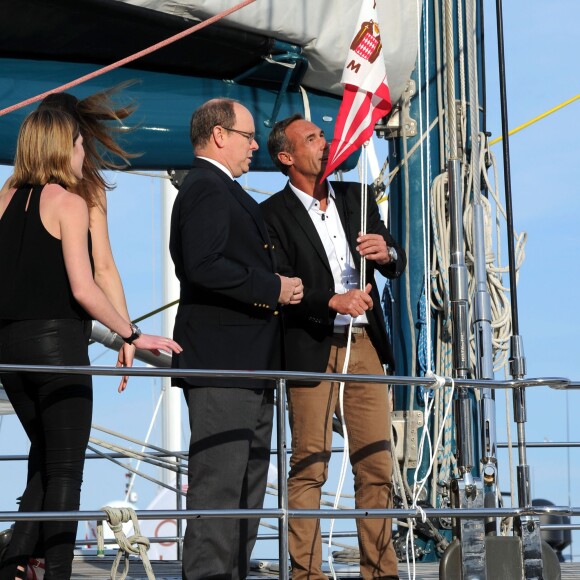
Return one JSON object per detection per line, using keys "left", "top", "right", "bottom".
{"left": 175, "top": 455, "right": 183, "bottom": 561}
{"left": 276, "top": 378, "right": 289, "bottom": 580}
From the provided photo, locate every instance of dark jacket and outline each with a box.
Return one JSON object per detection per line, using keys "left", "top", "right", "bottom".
{"left": 170, "top": 158, "right": 281, "bottom": 388}
{"left": 261, "top": 180, "right": 405, "bottom": 378}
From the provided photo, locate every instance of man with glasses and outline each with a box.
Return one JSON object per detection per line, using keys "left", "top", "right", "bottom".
{"left": 170, "top": 98, "right": 303, "bottom": 579}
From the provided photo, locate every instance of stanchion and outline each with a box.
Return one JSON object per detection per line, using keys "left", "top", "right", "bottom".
{"left": 276, "top": 378, "right": 289, "bottom": 580}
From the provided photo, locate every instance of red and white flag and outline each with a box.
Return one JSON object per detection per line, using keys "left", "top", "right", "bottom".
{"left": 321, "top": 0, "right": 392, "bottom": 182}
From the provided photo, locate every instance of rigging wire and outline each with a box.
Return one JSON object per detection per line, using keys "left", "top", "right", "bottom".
{"left": 489, "top": 93, "right": 580, "bottom": 146}
{"left": 419, "top": 0, "right": 432, "bottom": 377}
{"left": 404, "top": 1, "right": 430, "bottom": 576}
{"left": 132, "top": 300, "right": 179, "bottom": 325}
{"left": 383, "top": 90, "right": 579, "bottom": 193}
{"left": 433, "top": 0, "right": 446, "bottom": 170}
{"left": 0, "top": 0, "right": 258, "bottom": 117}
{"left": 124, "top": 386, "right": 167, "bottom": 502}
{"left": 398, "top": 0, "right": 528, "bottom": 569}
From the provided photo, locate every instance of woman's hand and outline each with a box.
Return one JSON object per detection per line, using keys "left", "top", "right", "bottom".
{"left": 132, "top": 334, "right": 183, "bottom": 357}
{"left": 115, "top": 335, "right": 182, "bottom": 393}
{"left": 116, "top": 343, "right": 136, "bottom": 393}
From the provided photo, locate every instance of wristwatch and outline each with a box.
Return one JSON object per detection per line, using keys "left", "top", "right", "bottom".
{"left": 388, "top": 246, "right": 398, "bottom": 262}
{"left": 123, "top": 323, "right": 142, "bottom": 345}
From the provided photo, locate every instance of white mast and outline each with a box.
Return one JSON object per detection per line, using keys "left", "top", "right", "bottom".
{"left": 161, "top": 175, "right": 181, "bottom": 486}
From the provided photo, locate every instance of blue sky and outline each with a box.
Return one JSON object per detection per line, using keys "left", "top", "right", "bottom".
{"left": 1, "top": 0, "right": 580, "bottom": 563}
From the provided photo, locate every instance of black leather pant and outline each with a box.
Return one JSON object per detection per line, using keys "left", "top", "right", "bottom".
{"left": 0, "top": 319, "right": 93, "bottom": 580}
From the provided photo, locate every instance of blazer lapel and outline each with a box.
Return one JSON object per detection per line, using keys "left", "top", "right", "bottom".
{"left": 229, "top": 179, "right": 278, "bottom": 270}
{"left": 229, "top": 179, "right": 271, "bottom": 243}
{"left": 282, "top": 185, "right": 332, "bottom": 276}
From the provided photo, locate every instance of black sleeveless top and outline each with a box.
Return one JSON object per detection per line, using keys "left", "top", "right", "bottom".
{"left": 0, "top": 184, "right": 93, "bottom": 321}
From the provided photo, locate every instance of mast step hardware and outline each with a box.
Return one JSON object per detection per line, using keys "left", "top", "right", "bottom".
{"left": 440, "top": 536, "right": 561, "bottom": 580}
{"left": 375, "top": 79, "right": 417, "bottom": 139}
{"left": 392, "top": 410, "right": 423, "bottom": 467}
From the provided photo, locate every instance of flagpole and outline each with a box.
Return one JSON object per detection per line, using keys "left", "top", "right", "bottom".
{"left": 320, "top": 3, "right": 394, "bottom": 577}
{"left": 360, "top": 142, "right": 369, "bottom": 288}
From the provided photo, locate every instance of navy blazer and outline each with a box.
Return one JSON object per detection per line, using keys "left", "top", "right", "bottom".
{"left": 170, "top": 158, "right": 282, "bottom": 388}
{"left": 261, "top": 181, "right": 406, "bottom": 379}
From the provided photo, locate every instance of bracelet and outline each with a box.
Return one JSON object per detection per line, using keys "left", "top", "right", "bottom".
{"left": 123, "top": 323, "right": 142, "bottom": 345}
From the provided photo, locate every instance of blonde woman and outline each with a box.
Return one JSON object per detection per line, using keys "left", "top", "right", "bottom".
{"left": 0, "top": 109, "right": 181, "bottom": 580}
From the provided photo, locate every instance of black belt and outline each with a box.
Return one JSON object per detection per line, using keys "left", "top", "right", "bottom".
{"left": 333, "top": 325, "right": 367, "bottom": 335}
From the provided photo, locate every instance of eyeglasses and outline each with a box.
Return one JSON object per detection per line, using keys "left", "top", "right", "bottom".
{"left": 222, "top": 127, "right": 256, "bottom": 144}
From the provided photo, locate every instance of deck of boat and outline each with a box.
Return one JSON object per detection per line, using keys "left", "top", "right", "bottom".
{"left": 70, "top": 556, "right": 580, "bottom": 579}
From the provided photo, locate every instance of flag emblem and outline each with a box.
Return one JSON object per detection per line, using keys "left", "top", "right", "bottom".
{"left": 352, "top": 21, "right": 382, "bottom": 63}
{"left": 320, "top": 0, "right": 392, "bottom": 182}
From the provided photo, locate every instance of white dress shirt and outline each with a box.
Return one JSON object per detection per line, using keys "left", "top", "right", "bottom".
{"left": 289, "top": 182, "right": 368, "bottom": 327}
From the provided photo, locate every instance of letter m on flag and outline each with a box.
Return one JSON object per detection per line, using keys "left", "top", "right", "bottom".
{"left": 321, "top": 0, "right": 392, "bottom": 182}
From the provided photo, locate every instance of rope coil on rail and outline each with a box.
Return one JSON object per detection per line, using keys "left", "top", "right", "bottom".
{"left": 97, "top": 505, "right": 154, "bottom": 580}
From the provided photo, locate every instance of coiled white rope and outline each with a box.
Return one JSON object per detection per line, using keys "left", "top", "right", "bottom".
{"left": 97, "top": 505, "right": 154, "bottom": 580}
{"left": 429, "top": 145, "right": 526, "bottom": 378}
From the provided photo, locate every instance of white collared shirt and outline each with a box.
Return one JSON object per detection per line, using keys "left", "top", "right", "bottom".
{"left": 197, "top": 156, "right": 234, "bottom": 180}
{"left": 289, "top": 181, "right": 368, "bottom": 327}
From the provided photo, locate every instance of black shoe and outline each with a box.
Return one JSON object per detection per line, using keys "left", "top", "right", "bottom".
{"left": 0, "top": 527, "right": 13, "bottom": 562}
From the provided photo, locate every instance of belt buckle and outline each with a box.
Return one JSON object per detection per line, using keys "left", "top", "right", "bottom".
{"left": 351, "top": 326, "right": 365, "bottom": 335}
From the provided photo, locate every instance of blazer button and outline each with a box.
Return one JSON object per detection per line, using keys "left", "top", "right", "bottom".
{"left": 264, "top": 244, "right": 269, "bottom": 249}
{"left": 273, "top": 310, "right": 279, "bottom": 316}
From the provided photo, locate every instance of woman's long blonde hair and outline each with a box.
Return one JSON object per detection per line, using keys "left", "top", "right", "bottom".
{"left": 11, "top": 109, "right": 80, "bottom": 190}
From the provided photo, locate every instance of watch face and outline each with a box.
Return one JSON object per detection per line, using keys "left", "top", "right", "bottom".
{"left": 123, "top": 324, "right": 142, "bottom": 344}
{"left": 129, "top": 324, "right": 141, "bottom": 342}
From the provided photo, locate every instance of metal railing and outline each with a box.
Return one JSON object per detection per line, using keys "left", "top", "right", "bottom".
{"left": 1, "top": 363, "right": 579, "bottom": 578}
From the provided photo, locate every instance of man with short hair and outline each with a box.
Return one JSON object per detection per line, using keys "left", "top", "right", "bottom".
{"left": 261, "top": 114, "right": 405, "bottom": 580}
{"left": 170, "top": 99, "right": 303, "bottom": 579}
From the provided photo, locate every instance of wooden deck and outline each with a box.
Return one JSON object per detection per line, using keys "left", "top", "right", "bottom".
{"left": 69, "top": 556, "right": 580, "bottom": 579}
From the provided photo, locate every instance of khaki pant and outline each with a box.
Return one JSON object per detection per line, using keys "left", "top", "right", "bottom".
{"left": 287, "top": 330, "right": 399, "bottom": 579}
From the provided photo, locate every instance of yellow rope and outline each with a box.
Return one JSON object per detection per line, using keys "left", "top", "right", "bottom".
{"left": 489, "top": 93, "right": 580, "bottom": 146}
